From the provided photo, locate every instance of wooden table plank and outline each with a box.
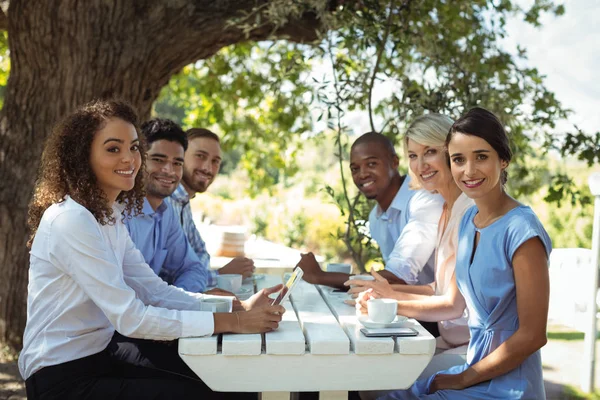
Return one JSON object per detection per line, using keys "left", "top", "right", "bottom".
{"left": 395, "top": 319, "right": 436, "bottom": 355}
{"left": 318, "top": 285, "right": 395, "bottom": 355}
{"left": 290, "top": 280, "right": 350, "bottom": 355}
{"left": 221, "top": 279, "right": 263, "bottom": 355}
{"left": 258, "top": 274, "right": 307, "bottom": 355}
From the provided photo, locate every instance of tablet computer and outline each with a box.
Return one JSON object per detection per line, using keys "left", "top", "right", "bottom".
{"left": 360, "top": 327, "right": 418, "bottom": 337}
{"left": 272, "top": 268, "right": 304, "bottom": 305}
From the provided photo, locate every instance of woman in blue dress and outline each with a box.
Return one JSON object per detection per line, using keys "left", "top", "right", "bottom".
{"left": 357, "top": 107, "right": 552, "bottom": 399}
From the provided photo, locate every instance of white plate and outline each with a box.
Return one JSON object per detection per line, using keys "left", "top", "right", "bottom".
{"left": 358, "top": 315, "right": 408, "bottom": 329}
{"left": 243, "top": 274, "right": 265, "bottom": 283}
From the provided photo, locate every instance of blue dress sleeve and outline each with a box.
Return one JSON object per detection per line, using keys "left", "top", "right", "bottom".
{"left": 505, "top": 207, "right": 552, "bottom": 262}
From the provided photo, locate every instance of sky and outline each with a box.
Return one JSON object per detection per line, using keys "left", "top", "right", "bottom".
{"left": 502, "top": 0, "right": 600, "bottom": 134}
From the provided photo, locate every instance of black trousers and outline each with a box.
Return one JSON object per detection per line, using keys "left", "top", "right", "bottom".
{"left": 25, "top": 332, "right": 258, "bottom": 400}
{"left": 418, "top": 320, "right": 440, "bottom": 337}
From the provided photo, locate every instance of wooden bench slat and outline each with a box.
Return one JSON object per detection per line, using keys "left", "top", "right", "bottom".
{"left": 291, "top": 280, "right": 350, "bottom": 354}
{"left": 317, "top": 285, "right": 395, "bottom": 355}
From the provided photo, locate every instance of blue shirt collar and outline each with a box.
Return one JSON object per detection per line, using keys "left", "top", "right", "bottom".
{"left": 374, "top": 175, "right": 411, "bottom": 219}
{"left": 143, "top": 197, "right": 168, "bottom": 216}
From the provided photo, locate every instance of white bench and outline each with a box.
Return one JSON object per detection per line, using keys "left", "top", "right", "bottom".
{"left": 179, "top": 275, "right": 436, "bottom": 398}
{"left": 548, "top": 248, "right": 594, "bottom": 331}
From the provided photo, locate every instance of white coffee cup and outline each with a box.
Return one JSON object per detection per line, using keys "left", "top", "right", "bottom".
{"left": 351, "top": 274, "right": 375, "bottom": 281}
{"left": 327, "top": 263, "right": 352, "bottom": 274}
{"left": 216, "top": 274, "right": 243, "bottom": 293}
{"left": 367, "top": 298, "right": 397, "bottom": 324}
{"left": 200, "top": 298, "right": 230, "bottom": 313}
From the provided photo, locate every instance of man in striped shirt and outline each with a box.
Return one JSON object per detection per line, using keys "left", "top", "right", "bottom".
{"left": 166, "top": 128, "right": 254, "bottom": 287}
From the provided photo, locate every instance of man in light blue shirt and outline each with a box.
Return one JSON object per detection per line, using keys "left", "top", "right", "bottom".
{"left": 125, "top": 119, "right": 211, "bottom": 292}
{"left": 298, "top": 131, "right": 443, "bottom": 287}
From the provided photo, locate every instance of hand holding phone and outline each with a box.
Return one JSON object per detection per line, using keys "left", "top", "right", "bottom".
{"left": 272, "top": 268, "right": 304, "bottom": 305}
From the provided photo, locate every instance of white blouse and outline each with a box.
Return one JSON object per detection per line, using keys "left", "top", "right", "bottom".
{"left": 19, "top": 197, "right": 215, "bottom": 379}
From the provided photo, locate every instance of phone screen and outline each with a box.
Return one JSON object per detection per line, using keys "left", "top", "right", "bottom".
{"left": 272, "top": 268, "right": 302, "bottom": 305}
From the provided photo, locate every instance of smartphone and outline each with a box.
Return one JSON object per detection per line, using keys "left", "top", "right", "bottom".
{"left": 272, "top": 268, "right": 304, "bottom": 305}
{"left": 332, "top": 287, "right": 349, "bottom": 293}
{"left": 360, "top": 327, "right": 418, "bottom": 337}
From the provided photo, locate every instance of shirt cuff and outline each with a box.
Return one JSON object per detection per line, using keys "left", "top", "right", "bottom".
{"left": 384, "top": 261, "right": 419, "bottom": 285}
{"left": 181, "top": 310, "right": 215, "bottom": 337}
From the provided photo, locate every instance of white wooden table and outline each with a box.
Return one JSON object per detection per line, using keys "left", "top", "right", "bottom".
{"left": 179, "top": 275, "right": 435, "bottom": 399}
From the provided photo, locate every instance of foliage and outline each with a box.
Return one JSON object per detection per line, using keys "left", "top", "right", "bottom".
{"left": 0, "top": 31, "right": 10, "bottom": 109}
{"left": 153, "top": 41, "right": 316, "bottom": 194}
{"left": 151, "top": 0, "right": 597, "bottom": 267}
{"left": 303, "top": 0, "right": 578, "bottom": 266}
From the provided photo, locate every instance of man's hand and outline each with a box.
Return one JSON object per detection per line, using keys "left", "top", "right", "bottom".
{"left": 220, "top": 257, "right": 255, "bottom": 278}
{"left": 240, "top": 284, "right": 284, "bottom": 311}
{"left": 296, "top": 252, "right": 325, "bottom": 284}
{"left": 345, "top": 270, "right": 395, "bottom": 299}
{"left": 354, "top": 288, "right": 375, "bottom": 315}
{"left": 234, "top": 305, "right": 285, "bottom": 333}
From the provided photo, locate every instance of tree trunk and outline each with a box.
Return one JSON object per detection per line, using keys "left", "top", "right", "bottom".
{"left": 0, "top": 0, "right": 321, "bottom": 349}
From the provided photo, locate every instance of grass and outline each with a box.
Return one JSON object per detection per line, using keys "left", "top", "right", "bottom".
{"left": 562, "top": 384, "right": 600, "bottom": 399}
{"left": 548, "top": 331, "right": 586, "bottom": 341}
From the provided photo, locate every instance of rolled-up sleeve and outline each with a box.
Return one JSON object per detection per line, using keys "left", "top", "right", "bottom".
{"left": 385, "top": 191, "right": 443, "bottom": 284}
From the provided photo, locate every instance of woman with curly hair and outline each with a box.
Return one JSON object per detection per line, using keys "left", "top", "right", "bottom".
{"left": 19, "top": 99, "right": 284, "bottom": 400}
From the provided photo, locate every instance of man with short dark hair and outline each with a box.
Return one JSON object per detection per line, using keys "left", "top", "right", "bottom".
{"left": 125, "top": 119, "right": 213, "bottom": 292}
{"left": 166, "top": 128, "right": 255, "bottom": 288}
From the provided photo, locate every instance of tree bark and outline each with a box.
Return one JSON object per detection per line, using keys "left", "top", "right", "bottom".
{"left": 0, "top": 0, "right": 322, "bottom": 349}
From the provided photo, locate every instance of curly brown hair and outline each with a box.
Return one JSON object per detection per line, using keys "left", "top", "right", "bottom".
{"left": 27, "top": 99, "right": 147, "bottom": 247}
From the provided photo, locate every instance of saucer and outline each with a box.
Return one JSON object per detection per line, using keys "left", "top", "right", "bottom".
{"left": 358, "top": 315, "right": 408, "bottom": 329}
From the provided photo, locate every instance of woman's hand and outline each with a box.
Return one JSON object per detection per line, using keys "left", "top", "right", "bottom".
{"left": 240, "top": 284, "right": 283, "bottom": 311}
{"left": 345, "top": 270, "right": 395, "bottom": 299}
{"left": 354, "top": 288, "right": 376, "bottom": 315}
{"left": 234, "top": 305, "right": 285, "bottom": 333}
{"left": 428, "top": 373, "right": 466, "bottom": 394}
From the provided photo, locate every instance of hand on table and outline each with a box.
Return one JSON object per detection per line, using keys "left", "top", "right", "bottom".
{"left": 240, "top": 284, "right": 284, "bottom": 311}
{"left": 428, "top": 373, "right": 466, "bottom": 394}
{"left": 344, "top": 270, "right": 395, "bottom": 299}
{"left": 296, "top": 252, "right": 325, "bottom": 284}
{"left": 220, "top": 257, "right": 255, "bottom": 278}
{"left": 353, "top": 289, "right": 376, "bottom": 315}
{"left": 234, "top": 305, "right": 285, "bottom": 333}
